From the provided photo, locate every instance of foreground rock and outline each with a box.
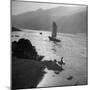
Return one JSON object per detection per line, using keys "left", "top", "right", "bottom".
{"left": 12, "top": 58, "right": 46, "bottom": 89}
{"left": 12, "top": 38, "right": 64, "bottom": 89}
{"left": 12, "top": 38, "right": 38, "bottom": 60}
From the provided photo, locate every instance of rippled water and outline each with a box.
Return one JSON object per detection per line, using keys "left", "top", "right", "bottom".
{"left": 12, "top": 29, "right": 88, "bottom": 87}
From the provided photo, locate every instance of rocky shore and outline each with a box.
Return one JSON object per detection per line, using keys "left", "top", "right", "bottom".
{"left": 12, "top": 38, "right": 64, "bottom": 89}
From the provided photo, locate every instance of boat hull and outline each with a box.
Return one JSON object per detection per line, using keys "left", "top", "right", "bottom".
{"left": 48, "top": 36, "right": 61, "bottom": 42}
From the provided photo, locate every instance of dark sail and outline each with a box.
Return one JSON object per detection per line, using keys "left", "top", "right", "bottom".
{"left": 52, "top": 22, "right": 57, "bottom": 38}
{"left": 48, "top": 22, "right": 60, "bottom": 42}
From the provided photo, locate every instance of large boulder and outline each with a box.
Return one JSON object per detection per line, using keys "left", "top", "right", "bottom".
{"left": 12, "top": 38, "right": 37, "bottom": 59}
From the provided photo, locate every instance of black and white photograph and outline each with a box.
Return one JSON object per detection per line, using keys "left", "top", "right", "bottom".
{"left": 11, "top": 0, "right": 88, "bottom": 89}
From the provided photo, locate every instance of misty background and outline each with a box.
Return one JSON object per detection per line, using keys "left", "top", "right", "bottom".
{"left": 12, "top": 1, "right": 88, "bottom": 33}
{"left": 11, "top": 1, "right": 88, "bottom": 88}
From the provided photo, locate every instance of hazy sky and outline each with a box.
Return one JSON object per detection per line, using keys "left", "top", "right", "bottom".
{"left": 12, "top": 0, "right": 61, "bottom": 15}
{"left": 12, "top": 0, "right": 87, "bottom": 15}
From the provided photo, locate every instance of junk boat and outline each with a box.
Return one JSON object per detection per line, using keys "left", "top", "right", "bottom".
{"left": 48, "top": 22, "right": 61, "bottom": 42}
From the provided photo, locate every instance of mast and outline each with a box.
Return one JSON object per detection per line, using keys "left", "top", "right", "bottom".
{"left": 52, "top": 22, "right": 57, "bottom": 38}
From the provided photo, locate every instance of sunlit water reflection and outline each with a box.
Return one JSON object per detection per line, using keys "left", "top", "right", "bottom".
{"left": 12, "top": 29, "right": 87, "bottom": 87}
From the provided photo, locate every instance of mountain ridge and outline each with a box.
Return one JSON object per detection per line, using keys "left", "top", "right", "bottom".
{"left": 12, "top": 6, "right": 87, "bottom": 33}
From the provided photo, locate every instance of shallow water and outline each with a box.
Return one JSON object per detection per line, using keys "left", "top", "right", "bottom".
{"left": 12, "top": 29, "right": 88, "bottom": 87}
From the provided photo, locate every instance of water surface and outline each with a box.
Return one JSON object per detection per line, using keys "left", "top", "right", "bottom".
{"left": 12, "top": 29, "right": 87, "bottom": 87}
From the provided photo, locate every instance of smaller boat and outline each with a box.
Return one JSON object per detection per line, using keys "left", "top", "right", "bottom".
{"left": 48, "top": 22, "right": 61, "bottom": 42}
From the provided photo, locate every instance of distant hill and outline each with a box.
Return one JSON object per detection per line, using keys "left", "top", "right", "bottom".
{"left": 12, "top": 27, "right": 21, "bottom": 32}
{"left": 12, "top": 6, "right": 87, "bottom": 33}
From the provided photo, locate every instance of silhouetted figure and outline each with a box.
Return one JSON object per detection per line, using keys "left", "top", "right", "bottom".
{"left": 61, "top": 57, "right": 65, "bottom": 64}
{"left": 58, "top": 57, "right": 65, "bottom": 67}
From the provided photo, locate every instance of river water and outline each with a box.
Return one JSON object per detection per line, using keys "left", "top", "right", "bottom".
{"left": 11, "top": 29, "right": 88, "bottom": 87}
